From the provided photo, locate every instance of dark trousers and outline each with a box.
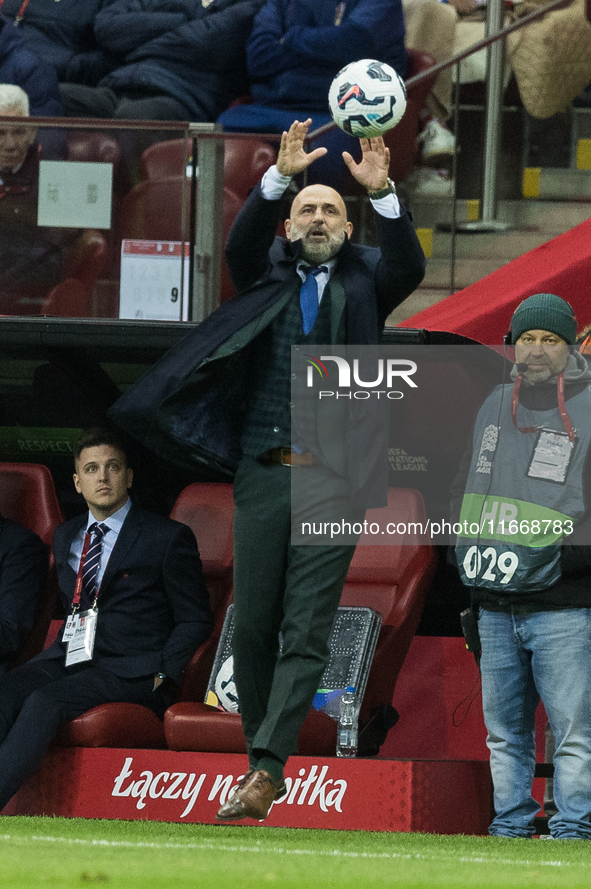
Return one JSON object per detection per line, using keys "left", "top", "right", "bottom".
{"left": 0, "top": 658, "right": 163, "bottom": 810}
{"left": 232, "top": 456, "right": 364, "bottom": 764}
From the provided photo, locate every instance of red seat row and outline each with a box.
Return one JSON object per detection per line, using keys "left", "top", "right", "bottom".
{"left": 0, "top": 466, "right": 436, "bottom": 756}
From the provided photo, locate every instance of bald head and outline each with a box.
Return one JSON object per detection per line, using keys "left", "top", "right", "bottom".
{"left": 285, "top": 184, "right": 353, "bottom": 265}
{"left": 290, "top": 184, "right": 348, "bottom": 220}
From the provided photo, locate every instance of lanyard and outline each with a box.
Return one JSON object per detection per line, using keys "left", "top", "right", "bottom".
{"left": 0, "top": 0, "right": 32, "bottom": 24}
{"left": 511, "top": 372, "right": 575, "bottom": 441}
{"left": 72, "top": 529, "right": 100, "bottom": 613}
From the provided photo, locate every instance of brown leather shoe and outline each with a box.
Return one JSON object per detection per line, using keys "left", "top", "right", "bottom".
{"left": 216, "top": 769, "right": 285, "bottom": 821}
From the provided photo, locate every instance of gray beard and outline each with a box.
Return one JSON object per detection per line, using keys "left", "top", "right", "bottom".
{"left": 291, "top": 227, "right": 347, "bottom": 264}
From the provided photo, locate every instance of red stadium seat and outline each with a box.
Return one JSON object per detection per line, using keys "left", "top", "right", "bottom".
{"left": 54, "top": 702, "right": 168, "bottom": 749}
{"left": 0, "top": 463, "right": 63, "bottom": 549}
{"left": 164, "top": 487, "right": 437, "bottom": 757}
{"left": 341, "top": 488, "right": 438, "bottom": 727}
{"left": 54, "top": 482, "right": 235, "bottom": 749}
{"left": 166, "top": 700, "right": 338, "bottom": 756}
{"left": 0, "top": 463, "right": 64, "bottom": 666}
{"left": 115, "top": 177, "right": 244, "bottom": 302}
{"left": 140, "top": 137, "right": 277, "bottom": 200}
{"left": 169, "top": 482, "right": 234, "bottom": 601}
{"left": 40, "top": 279, "right": 91, "bottom": 318}
{"left": 170, "top": 482, "right": 235, "bottom": 704}
{"left": 41, "top": 230, "right": 110, "bottom": 318}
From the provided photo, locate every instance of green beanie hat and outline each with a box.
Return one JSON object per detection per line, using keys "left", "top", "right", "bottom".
{"left": 509, "top": 293, "right": 577, "bottom": 345}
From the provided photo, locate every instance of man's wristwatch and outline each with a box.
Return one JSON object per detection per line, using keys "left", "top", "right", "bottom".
{"left": 367, "top": 178, "right": 396, "bottom": 200}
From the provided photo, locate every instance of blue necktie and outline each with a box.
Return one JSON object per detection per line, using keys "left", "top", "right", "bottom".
{"left": 82, "top": 522, "right": 108, "bottom": 599}
{"left": 300, "top": 267, "right": 326, "bottom": 335}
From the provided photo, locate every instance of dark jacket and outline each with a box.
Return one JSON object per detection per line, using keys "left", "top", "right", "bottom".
{"left": 0, "top": 16, "right": 62, "bottom": 115}
{"left": 37, "top": 503, "right": 213, "bottom": 683}
{"left": 109, "top": 183, "right": 425, "bottom": 505}
{"left": 95, "top": 0, "right": 266, "bottom": 120}
{"left": 0, "top": 143, "right": 75, "bottom": 312}
{"left": 0, "top": 515, "right": 47, "bottom": 671}
{"left": 0, "top": 0, "right": 113, "bottom": 86}
{"left": 247, "top": 0, "right": 407, "bottom": 109}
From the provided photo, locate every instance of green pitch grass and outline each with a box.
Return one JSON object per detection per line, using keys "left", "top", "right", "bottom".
{"left": 1, "top": 816, "right": 590, "bottom": 889}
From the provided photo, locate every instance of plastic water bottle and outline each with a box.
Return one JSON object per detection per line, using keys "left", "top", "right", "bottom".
{"left": 336, "top": 686, "right": 358, "bottom": 757}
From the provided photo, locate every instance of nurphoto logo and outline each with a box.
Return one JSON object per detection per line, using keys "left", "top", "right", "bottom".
{"left": 304, "top": 353, "right": 418, "bottom": 399}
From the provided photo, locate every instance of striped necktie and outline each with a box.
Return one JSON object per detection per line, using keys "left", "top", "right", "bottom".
{"left": 82, "top": 522, "right": 108, "bottom": 599}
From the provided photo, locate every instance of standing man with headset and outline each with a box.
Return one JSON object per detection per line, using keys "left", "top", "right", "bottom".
{"left": 453, "top": 293, "right": 591, "bottom": 840}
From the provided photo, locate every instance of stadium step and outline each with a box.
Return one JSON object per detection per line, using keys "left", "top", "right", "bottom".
{"left": 3, "top": 746, "right": 493, "bottom": 834}
{"left": 389, "top": 197, "right": 591, "bottom": 327}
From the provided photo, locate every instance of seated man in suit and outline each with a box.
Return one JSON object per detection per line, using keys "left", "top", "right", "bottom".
{"left": 0, "top": 514, "right": 47, "bottom": 674}
{"left": 0, "top": 426, "right": 213, "bottom": 812}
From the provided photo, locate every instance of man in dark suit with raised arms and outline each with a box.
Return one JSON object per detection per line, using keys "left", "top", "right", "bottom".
{"left": 0, "top": 426, "right": 212, "bottom": 812}
{"left": 109, "top": 119, "right": 426, "bottom": 822}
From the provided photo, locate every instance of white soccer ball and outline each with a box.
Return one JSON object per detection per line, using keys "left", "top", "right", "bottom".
{"left": 214, "top": 656, "right": 240, "bottom": 713}
{"left": 328, "top": 59, "right": 407, "bottom": 139}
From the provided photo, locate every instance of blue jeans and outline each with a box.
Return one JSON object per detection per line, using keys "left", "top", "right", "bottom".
{"left": 478, "top": 606, "right": 591, "bottom": 839}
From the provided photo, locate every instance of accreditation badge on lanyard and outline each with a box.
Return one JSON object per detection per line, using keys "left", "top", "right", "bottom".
{"left": 64, "top": 609, "right": 98, "bottom": 666}
{"left": 64, "top": 528, "right": 100, "bottom": 666}
{"left": 527, "top": 429, "right": 576, "bottom": 484}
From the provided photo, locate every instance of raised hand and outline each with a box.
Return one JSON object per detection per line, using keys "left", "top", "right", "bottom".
{"left": 342, "top": 137, "right": 391, "bottom": 193}
{"left": 276, "top": 118, "right": 328, "bottom": 178}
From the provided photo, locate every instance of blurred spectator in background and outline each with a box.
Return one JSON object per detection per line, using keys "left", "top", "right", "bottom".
{"left": 401, "top": 0, "right": 463, "bottom": 197}
{"left": 0, "top": 15, "right": 62, "bottom": 116}
{"left": 0, "top": 85, "right": 73, "bottom": 313}
{"left": 506, "top": 0, "right": 591, "bottom": 121}
{"left": 217, "top": 0, "right": 407, "bottom": 188}
{"left": 0, "top": 0, "right": 113, "bottom": 86}
{"left": 59, "top": 0, "right": 266, "bottom": 121}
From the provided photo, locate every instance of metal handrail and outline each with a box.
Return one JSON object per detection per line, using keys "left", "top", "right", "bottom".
{"left": 304, "top": 0, "right": 573, "bottom": 295}
{"left": 309, "top": 0, "right": 571, "bottom": 141}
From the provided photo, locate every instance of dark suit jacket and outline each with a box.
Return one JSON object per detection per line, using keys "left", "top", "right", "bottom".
{"left": 0, "top": 516, "right": 47, "bottom": 671}
{"left": 109, "top": 182, "right": 426, "bottom": 507}
{"left": 36, "top": 503, "right": 212, "bottom": 683}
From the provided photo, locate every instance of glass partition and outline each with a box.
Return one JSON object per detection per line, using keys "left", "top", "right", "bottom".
{"left": 1, "top": 71, "right": 588, "bottom": 333}
{"left": 0, "top": 118, "right": 281, "bottom": 323}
